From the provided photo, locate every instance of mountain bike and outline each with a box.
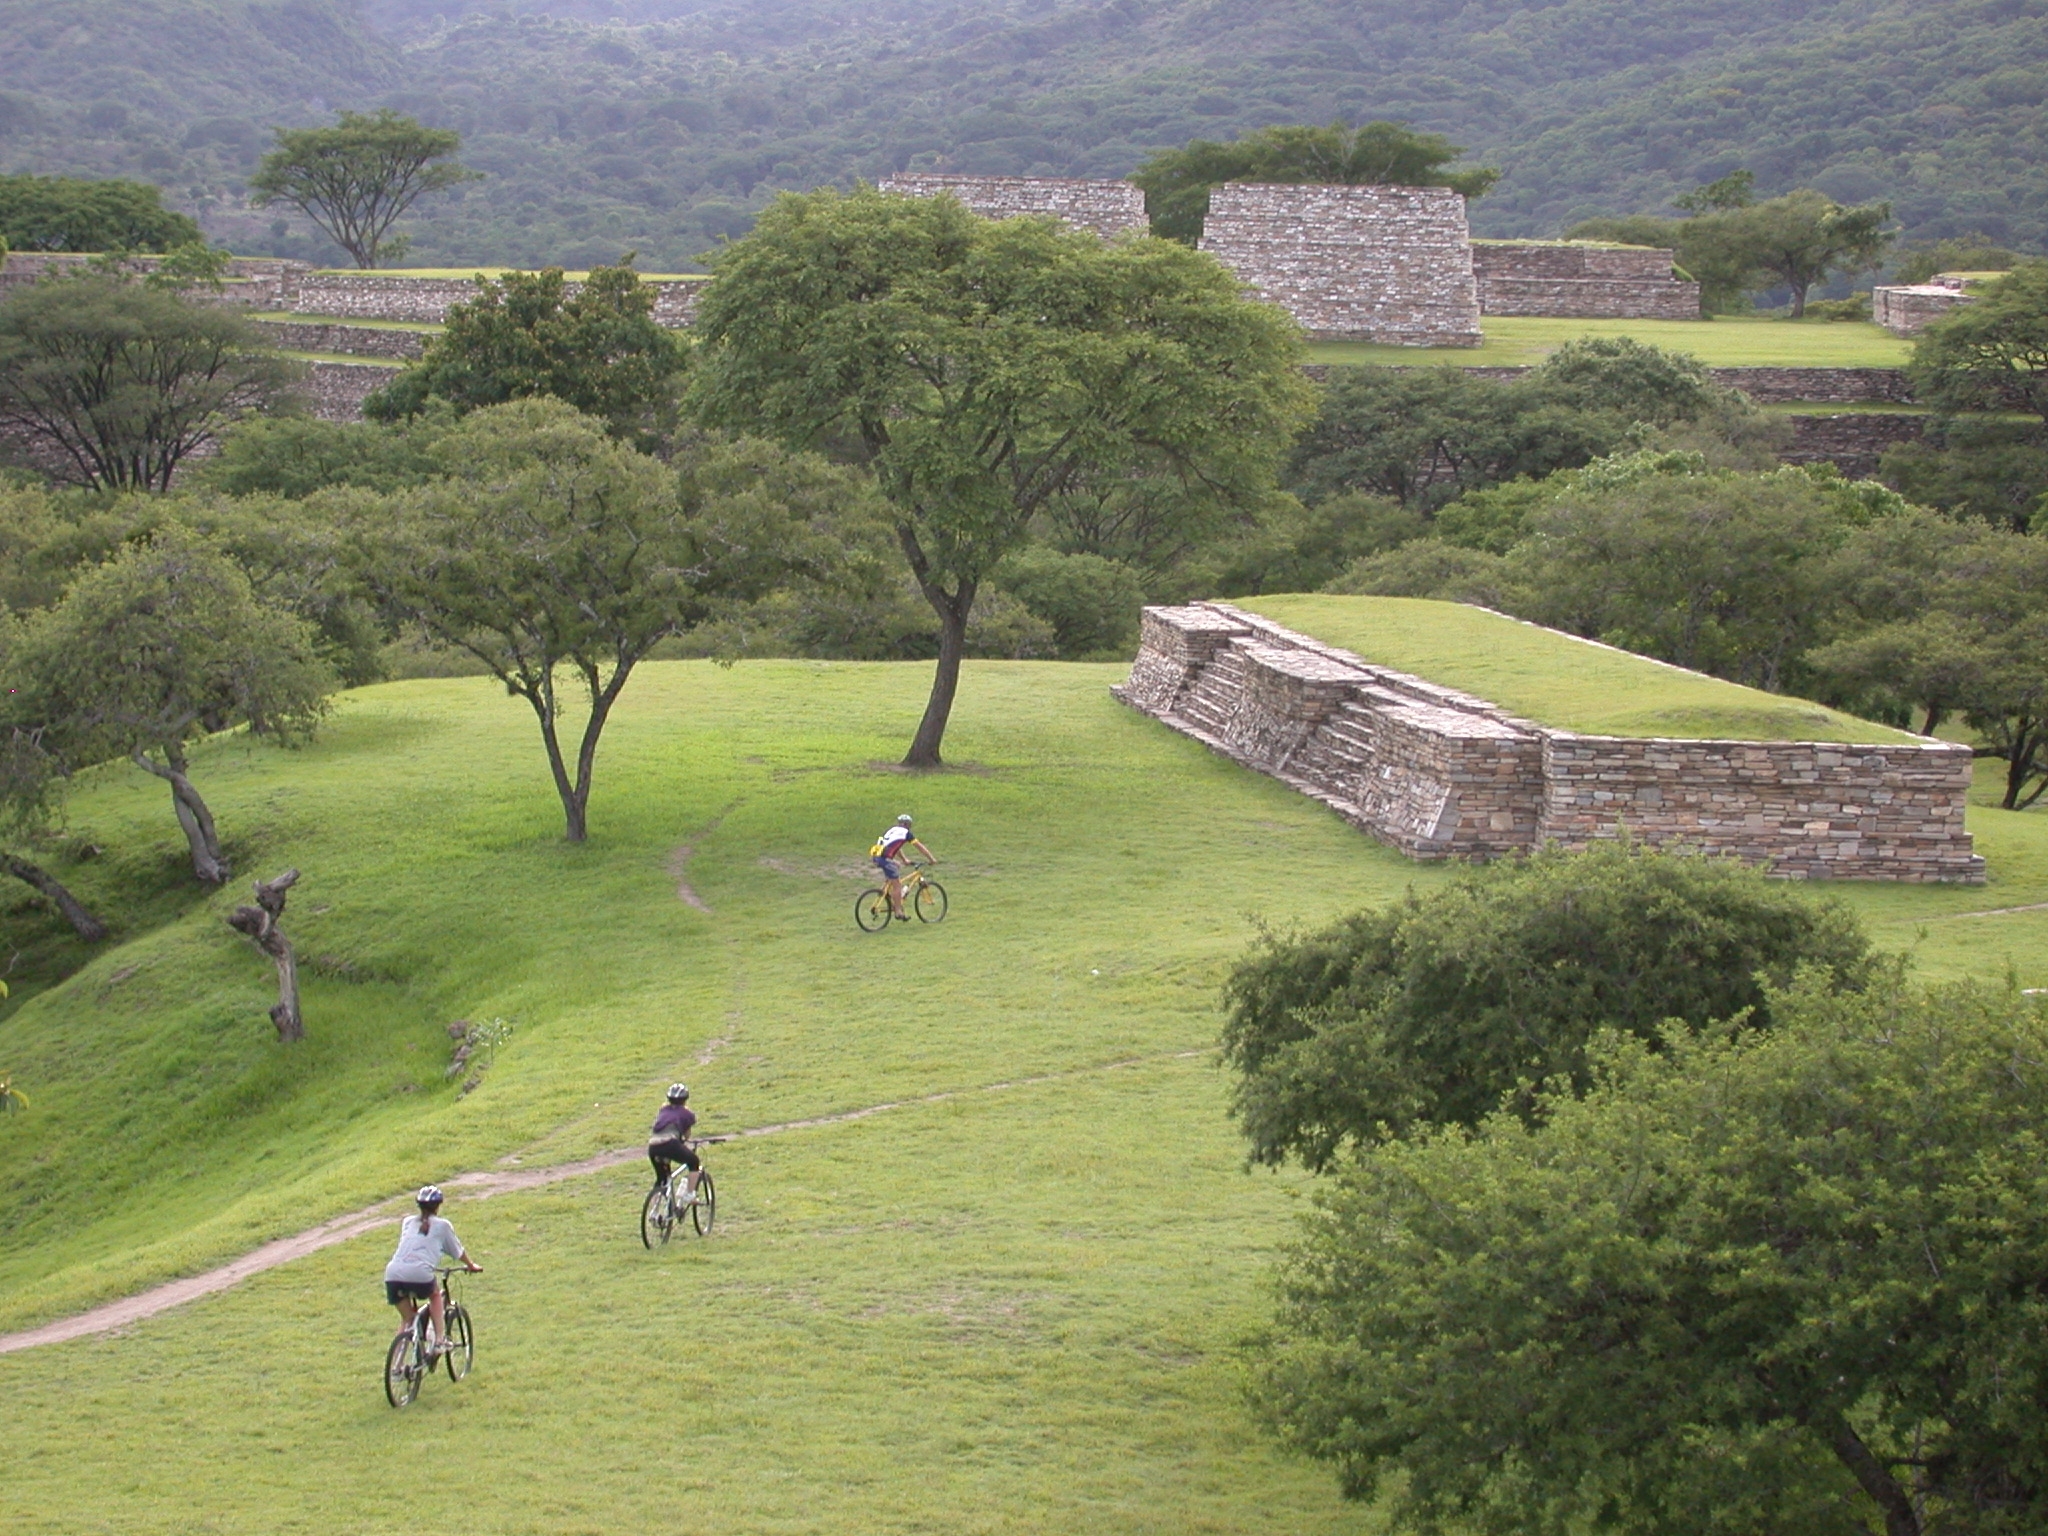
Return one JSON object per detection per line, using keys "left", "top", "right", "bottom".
{"left": 383, "top": 1267, "right": 476, "bottom": 1409}
{"left": 855, "top": 860, "right": 947, "bottom": 932}
{"left": 641, "top": 1141, "right": 717, "bottom": 1247}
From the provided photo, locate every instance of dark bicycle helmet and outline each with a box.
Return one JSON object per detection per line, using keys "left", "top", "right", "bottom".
{"left": 416, "top": 1185, "right": 444, "bottom": 1205}
{"left": 666, "top": 1083, "right": 690, "bottom": 1104}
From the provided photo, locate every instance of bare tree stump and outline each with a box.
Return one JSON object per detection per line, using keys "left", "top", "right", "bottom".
{"left": 227, "top": 868, "right": 303, "bottom": 1042}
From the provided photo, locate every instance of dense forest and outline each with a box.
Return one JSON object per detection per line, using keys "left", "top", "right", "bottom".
{"left": 0, "top": 0, "right": 2041, "bottom": 268}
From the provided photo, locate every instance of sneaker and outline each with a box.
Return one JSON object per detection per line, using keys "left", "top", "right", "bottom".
{"left": 894, "top": 913, "right": 909, "bottom": 922}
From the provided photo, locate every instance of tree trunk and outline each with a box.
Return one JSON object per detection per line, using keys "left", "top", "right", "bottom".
{"left": 2, "top": 856, "right": 107, "bottom": 942}
{"left": 2002, "top": 716, "right": 2042, "bottom": 810}
{"left": 900, "top": 525, "right": 976, "bottom": 770}
{"left": 1820, "top": 1411, "right": 1920, "bottom": 1536}
{"left": 226, "top": 868, "right": 303, "bottom": 1043}
{"left": 133, "top": 749, "right": 229, "bottom": 883}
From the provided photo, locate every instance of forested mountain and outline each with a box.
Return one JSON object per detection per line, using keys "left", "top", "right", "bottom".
{"left": 1, "top": 0, "right": 2040, "bottom": 269}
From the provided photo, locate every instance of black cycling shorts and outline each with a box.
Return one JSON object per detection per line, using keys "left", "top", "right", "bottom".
{"left": 386, "top": 1279, "right": 435, "bottom": 1305}
{"left": 648, "top": 1138, "right": 700, "bottom": 1172}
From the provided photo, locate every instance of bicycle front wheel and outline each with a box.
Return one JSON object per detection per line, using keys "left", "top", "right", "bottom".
{"left": 691, "top": 1170, "right": 716, "bottom": 1235}
{"left": 914, "top": 880, "right": 947, "bottom": 923}
{"left": 384, "top": 1330, "right": 422, "bottom": 1408}
{"left": 442, "top": 1306, "right": 474, "bottom": 1381}
{"left": 854, "top": 889, "right": 892, "bottom": 932}
{"left": 641, "top": 1183, "right": 674, "bottom": 1248}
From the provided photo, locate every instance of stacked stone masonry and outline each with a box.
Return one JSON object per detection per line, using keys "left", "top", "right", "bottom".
{"left": 251, "top": 320, "right": 425, "bottom": 359}
{"left": 877, "top": 175, "right": 1149, "bottom": 240}
{"left": 1471, "top": 241, "right": 1701, "bottom": 319}
{"left": 1199, "top": 183, "right": 1484, "bottom": 346}
{"left": 283, "top": 273, "right": 702, "bottom": 327}
{"left": 1874, "top": 282, "right": 1973, "bottom": 336}
{"left": 1115, "top": 602, "right": 1983, "bottom": 882}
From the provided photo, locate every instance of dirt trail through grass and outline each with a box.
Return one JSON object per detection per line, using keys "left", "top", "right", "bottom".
{"left": 0, "top": 1048, "right": 1201, "bottom": 1357}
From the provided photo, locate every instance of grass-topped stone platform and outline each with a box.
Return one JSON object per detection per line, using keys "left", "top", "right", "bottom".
{"left": 1118, "top": 596, "right": 1980, "bottom": 881}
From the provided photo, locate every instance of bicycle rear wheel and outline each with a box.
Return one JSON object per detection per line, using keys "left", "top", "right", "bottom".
{"left": 854, "top": 888, "right": 892, "bottom": 932}
{"left": 914, "top": 880, "right": 947, "bottom": 923}
{"left": 641, "top": 1182, "right": 674, "bottom": 1248}
{"left": 442, "top": 1306, "right": 474, "bottom": 1381}
{"left": 690, "top": 1170, "right": 716, "bottom": 1235}
{"left": 384, "top": 1330, "right": 422, "bottom": 1408}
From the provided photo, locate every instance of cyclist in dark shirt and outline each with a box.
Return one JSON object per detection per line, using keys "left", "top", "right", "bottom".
{"left": 648, "top": 1083, "right": 703, "bottom": 1205}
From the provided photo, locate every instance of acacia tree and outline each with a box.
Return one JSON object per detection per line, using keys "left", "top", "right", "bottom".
{"left": 1715, "top": 189, "right": 1894, "bottom": 317}
{"left": 366, "top": 259, "right": 688, "bottom": 451}
{"left": 14, "top": 529, "right": 334, "bottom": 883}
{"left": 250, "top": 110, "right": 479, "bottom": 269}
{"left": 0, "top": 274, "right": 301, "bottom": 491}
{"left": 690, "top": 187, "right": 1312, "bottom": 766}
{"left": 1256, "top": 977, "right": 2048, "bottom": 1536}
{"left": 0, "top": 172, "right": 200, "bottom": 252}
{"left": 1133, "top": 121, "right": 1500, "bottom": 245}
{"left": 352, "top": 398, "right": 882, "bottom": 841}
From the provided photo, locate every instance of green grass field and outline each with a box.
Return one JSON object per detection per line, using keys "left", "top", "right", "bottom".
{"left": 0, "top": 651, "right": 2041, "bottom": 1533}
{"left": 1239, "top": 595, "right": 1925, "bottom": 744}
{"left": 1305, "top": 313, "right": 1913, "bottom": 369}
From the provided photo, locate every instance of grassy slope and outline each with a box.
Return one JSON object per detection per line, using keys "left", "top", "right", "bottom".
{"left": 1, "top": 657, "right": 2043, "bottom": 1533}
{"left": 1239, "top": 595, "right": 1923, "bottom": 745}
{"left": 1305, "top": 315, "right": 1914, "bottom": 369}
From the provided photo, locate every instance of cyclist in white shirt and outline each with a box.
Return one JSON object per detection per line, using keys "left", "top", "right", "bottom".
{"left": 869, "top": 813, "right": 936, "bottom": 921}
{"left": 383, "top": 1185, "right": 482, "bottom": 1357}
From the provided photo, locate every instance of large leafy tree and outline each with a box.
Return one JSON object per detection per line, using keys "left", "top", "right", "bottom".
{"left": 0, "top": 273, "right": 301, "bottom": 491}
{"left": 1133, "top": 120, "right": 1500, "bottom": 245}
{"left": 1255, "top": 976, "right": 2048, "bottom": 1536}
{"left": 250, "top": 109, "right": 479, "bottom": 269}
{"left": 1812, "top": 520, "right": 2048, "bottom": 809}
{"left": 1221, "top": 842, "right": 1871, "bottom": 1168}
{"left": 690, "top": 186, "right": 1312, "bottom": 767}
{"left": 0, "top": 173, "right": 200, "bottom": 253}
{"left": 365, "top": 260, "right": 688, "bottom": 452}
{"left": 13, "top": 528, "right": 335, "bottom": 883}
{"left": 1906, "top": 261, "right": 2048, "bottom": 425}
{"left": 350, "top": 398, "right": 882, "bottom": 841}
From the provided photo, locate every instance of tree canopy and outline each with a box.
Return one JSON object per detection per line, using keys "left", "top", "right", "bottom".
{"left": 689, "top": 185, "right": 1312, "bottom": 766}
{"left": 365, "top": 260, "right": 689, "bottom": 452}
{"left": 1220, "top": 842, "right": 1872, "bottom": 1168}
{"left": 0, "top": 272, "right": 301, "bottom": 492}
{"left": 0, "top": 173, "right": 200, "bottom": 253}
{"left": 250, "top": 109, "right": 479, "bottom": 269}
{"left": 1132, "top": 120, "right": 1499, "bottom": 245}
{"left": 1255, "top": 975, "right": 2048, "bottom": 1536}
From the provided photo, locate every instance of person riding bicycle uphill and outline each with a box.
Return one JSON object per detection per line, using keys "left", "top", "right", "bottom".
{"left": 648, "top": 1083, "right": 704, "bottom": 1204}
{"left": 870, "top": 814, "right": 936, "bottom": 921}
{"left": 383, "top": 1185, "right": 481, "bottom": 1358}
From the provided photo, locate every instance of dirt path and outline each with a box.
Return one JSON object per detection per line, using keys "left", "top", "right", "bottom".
{"left": 0, "top": 1049, "right": 1203, "bottom": 1357}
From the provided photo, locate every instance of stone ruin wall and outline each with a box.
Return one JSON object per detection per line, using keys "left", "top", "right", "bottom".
{"left": 250, "top": 320, "right": 424, "bottom": 359}
{"left": 282, "top": 273, "right": 702, "bottom": 327}
{"left": 877, "top": 175, "right": 1149, "bottom": 241}
{"left": 1873, "top": 282, "right": 1974, "bottom": 336}
{"left": 1471, "top": 241, "right": 1701, "bottom": 320}
{"left": 1116, "top": 602, "right": 1983, "bottom": 882}
{"left": 1199, "top": 183, "right": 1484, "bottom": 345}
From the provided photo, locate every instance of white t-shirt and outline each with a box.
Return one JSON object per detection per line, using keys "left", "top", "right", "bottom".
{"left": 384, "top": 1215, "right": 464, "bottom": 1284}
{"left": 878, "top": 825, "right": 912, "bottom": 855}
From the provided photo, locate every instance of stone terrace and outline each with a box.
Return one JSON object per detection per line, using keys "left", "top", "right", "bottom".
{"left": 877, "top": 175, "right": 1149, "bottom": 240}
{"left": 1117, "top": 602, "right": 1983, "bottom": 882}
{"left": 1472, "top": 241, "right": 1700, "bottom": 320}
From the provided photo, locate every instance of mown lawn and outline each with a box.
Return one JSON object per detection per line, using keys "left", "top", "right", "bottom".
{"left": 1239, "top": 595, "right": 1924, "bottom": 744}
{"left": 1306, "top": 313, "right": 1913, "bottom": 369}
{"left": 0, "top": 654, "right": 2040, "bottom": 1533}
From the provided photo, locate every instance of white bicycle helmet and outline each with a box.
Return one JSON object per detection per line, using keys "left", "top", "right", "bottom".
{"left": 666, "top": 1083, "right": 690, "bottom": 1104}
{"left": 897, "top": 814, "right": 913, "bottom": 825}
{"left": 416, "top": 1185, "right": 444, "bottom": 1205}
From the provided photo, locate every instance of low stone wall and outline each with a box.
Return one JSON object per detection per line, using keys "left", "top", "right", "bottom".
{"left": 1874, "top": 283, "right": 1972, "bottom": 336}
{"left": 1472, "top": 242, "right": 1700, "bottom": 320}
{"left": 878, "top": 174, "right": 1148, "bottom": 241}
{"left": 285, "top": 273, "right": 702, "bottom": 327}
{"left": 251, "top": 320, "right": 425, "bottom": 360}
{"left": 1199, "top": 183, "right": 1483, "bottom": 346}
{"left": 1710, "top": 366, "right": 1914, "bottom": 404}
{"left": 1780, "top": 412, "right": 1928, "bottom": 476}
{"left": 0, "top": 252, "right": 311, "bottom": 307}
{"left": 299, "top": 360, "right": 401, "bottom": 422}
{"left": 1115, "top": 601, "right": 1982, "bottom": 882}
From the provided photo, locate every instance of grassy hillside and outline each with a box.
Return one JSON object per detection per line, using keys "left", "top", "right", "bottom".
{"left": 0, "top": 655, "right": 2042, "bottom": 1532}
{"left": 3, "top": 0, "right": 2045, "bottom": 269}
{"left": 1239, "top": 594, "right": 1925, "bottom": 743}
